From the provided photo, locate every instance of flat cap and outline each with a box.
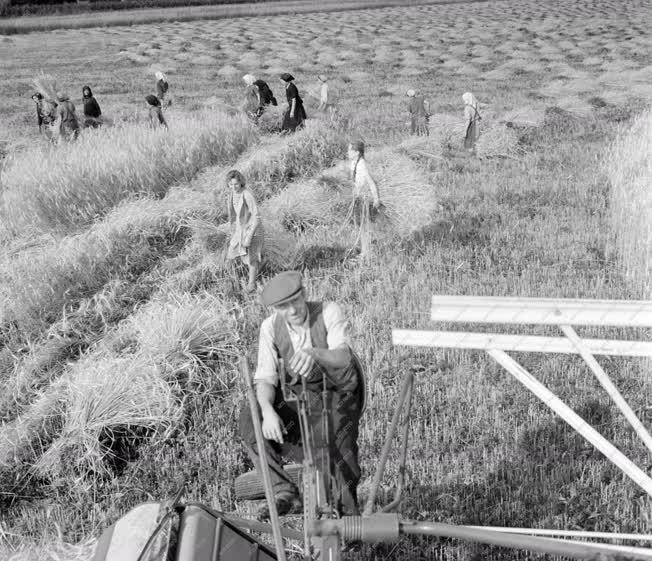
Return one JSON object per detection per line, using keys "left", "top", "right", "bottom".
{"left": 261, "top": 271, "right": 303, "bottom": 307}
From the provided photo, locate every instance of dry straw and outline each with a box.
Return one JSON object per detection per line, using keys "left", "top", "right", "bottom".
{"left": 476, "top": 125, "right": 524, "bottom": 159}
{"left": 35, "top": 354, "right": 181, "bottom": 485}
{"left": 127, "top": 291, "right": 239, "bottom": 388}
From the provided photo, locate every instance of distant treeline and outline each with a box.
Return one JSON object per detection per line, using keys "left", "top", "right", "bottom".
{"left": 1, "top": 0, "right": 286, "bottom": 17}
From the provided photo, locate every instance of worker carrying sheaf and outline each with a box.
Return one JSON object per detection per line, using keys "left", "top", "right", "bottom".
{"left": 238, "top": 271, "right": 366, "bottom": 520}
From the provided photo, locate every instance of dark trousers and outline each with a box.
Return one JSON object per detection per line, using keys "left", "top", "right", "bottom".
{"left": 239, "top": 387, "right": 361, "bottom": 515}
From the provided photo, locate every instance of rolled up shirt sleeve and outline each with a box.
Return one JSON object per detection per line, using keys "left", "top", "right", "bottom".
{"left": 254, "top": 316, "right": 280, "bottom": 386}
{"left": 323, "top": 302, "right": 352, "bottom": 349}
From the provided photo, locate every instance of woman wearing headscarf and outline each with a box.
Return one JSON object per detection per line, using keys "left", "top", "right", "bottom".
{"left": 146, "top": 95, "right": 168, "bottom": 129}
{"left": 407, "top": 89, "right": 430, "bottom": 136}
{"left": 241, "top": 74, "right": 261, "bottom": 123}
{"left": 280, "top": 73, "right": 306, "bottom": 132}
{"left": 463, "top": 92, "right": 481, "bottom": 151}
{"left": 82, "top": 85, "right": 102, "bottom": 128}
{"left": 225, "top": 169, "right": 264, "bottom": 293}
{"left": 54, "top": 92, "right": 80, "bottom": 143}
{"left": 155, "top": 71, "right": 170, "bottom": 106}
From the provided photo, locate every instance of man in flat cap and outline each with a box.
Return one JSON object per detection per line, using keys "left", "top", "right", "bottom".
{"left": 239, "top": 271, "right": 365, "bottom": 519}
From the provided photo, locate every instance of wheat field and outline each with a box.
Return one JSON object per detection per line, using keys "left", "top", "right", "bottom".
{"left": 0, "top": 0, "right": 651, "bottom": 559}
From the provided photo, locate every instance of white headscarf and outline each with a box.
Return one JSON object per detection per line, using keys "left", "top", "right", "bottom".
{"left": 242, "top": 74, "right": 256, "bottom": 86}
{"left": 406, "top": 89, "right": 416, "bottom": 97}
{"left": 462, "top": 92, "right": 478, "bottom": 110}
{"left": 155, "top": 71, "right": 167, "bottom": 82}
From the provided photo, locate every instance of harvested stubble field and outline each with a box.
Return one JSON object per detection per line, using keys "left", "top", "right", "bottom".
{"left": 0, "top": 0, "right": 651, "bottom": 559}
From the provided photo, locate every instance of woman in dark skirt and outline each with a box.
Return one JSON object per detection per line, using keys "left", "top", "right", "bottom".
{"left": 82, "top": 85, "right": 102, "bottom": 128}
{"left": 280, "top": 73, "right": 306, "bottom": 132}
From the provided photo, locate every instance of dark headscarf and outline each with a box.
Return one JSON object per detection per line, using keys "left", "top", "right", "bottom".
{"left": 280, "top": 73, "right": 295, "bottom": 83}
{"left": 82, "top": 85, "right": 93, "bottom": 99}
{"left": 145, "top": 95, "right": 161, "bottom": 107}
{"left": 32, "top": 92, "right": 43, "bottom": 101}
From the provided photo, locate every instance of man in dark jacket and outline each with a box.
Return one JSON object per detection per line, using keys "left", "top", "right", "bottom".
{"left": 239, "top": 271, "right": 365, "bottom": 520}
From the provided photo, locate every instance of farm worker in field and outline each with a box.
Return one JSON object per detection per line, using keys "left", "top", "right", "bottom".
{"left": 317, "top": 74, "right": 336, "bottom": 119}
{"left": 225, "top": 169, "right": 264, "bottom": 293}
{"left": 155, "top": 71, "right": 170, "bottom": 106}
{"left": 253, "top": 77, "right": 277, "bottom": 110}
{"left": 241, "top": 74, "right": 262, "bottom": 123}
{"left": 81, "top": 85, "right": 102, "bottom": 129}
{"left": 145, "top": 95, "right": 168, "bottom": 129}
{"left": 348, "top": 140, "right": 382, "bottom": 223}
{"left": 407, "top": 89, "right": 430, "bottom": 136}
{"left": 463, "top": 91, "right": 481, "bottom": 151}
{"left": 54, "top": 92, "right": 80, "bottom": 143}
{"left": 238, "top": 270, "right": 365, "bottom": 519}
{"left": 31, "top": 93, "right": 46, "bottom": 133}
{"left": 280, "top": 73, "right": 307, "bottom": 132}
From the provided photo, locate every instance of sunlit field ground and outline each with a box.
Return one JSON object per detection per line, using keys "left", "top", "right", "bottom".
{"left": 0, "top": 0, "right": 650, "bottom": 559}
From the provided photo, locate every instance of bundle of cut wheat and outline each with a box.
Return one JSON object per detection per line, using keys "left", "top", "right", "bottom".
{"left": 500, "top": 106, "right": 546, "bottom": 127}
{"left": 127, "top": 291, "right": 239, "bottom": 386}
{"left": 260, "top": 218, "right": 300, "bottom": 271}
{"left": 257, "top": 104, "right": 285, "bottom": 134}
{"left": 32, "top": 72, "right": 59, "bottom": 102}
{"left": 35, "top": 354, "right": 180, "bottom": 484}
{"left": 185, "top": 216, "right": 228, "bottom": 254}
{"left": 475, "top": 125, "right": 524, "bottom": 159}
{"left": 365, "top": 149, "right": 441, "bottom": 236}
{"left": 262, "top": 178, "right": 344, "bottom": 234}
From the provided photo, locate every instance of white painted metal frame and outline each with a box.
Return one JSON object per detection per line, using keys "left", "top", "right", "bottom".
{"left": 393, "top": 296, "right": 652, "bottom": 499}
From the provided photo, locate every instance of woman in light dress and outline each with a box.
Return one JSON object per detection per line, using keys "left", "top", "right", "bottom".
{"left": 348, "top": 140, "right": 382, "bottom": 224}
{"left": 225, "top": 169, "right": 264, "bottom": 292}
{"left": 463, "top": 92, "right": 481, "bottom": 151}
{"left": 317, "top": 74, "right": 336, "bottom": 119}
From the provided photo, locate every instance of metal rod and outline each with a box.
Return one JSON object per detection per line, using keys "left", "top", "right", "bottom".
{"left": 488, "top": 349, "right": 652, "bottom": 497}
{"left": 400, "top": 520, "right": 652, "bottom": 560}
{"left": 363, "top": 369, "right": 414, "bottom": 516}
{"left": 560, "top": 324, "right": 652, "bottom": 454}
{"left": 382, "top": 374, "right": 413, "bottom": 513}
{"left": 242, "top": 358, "right": 287, "bottom": 561}
{"left": 465, "top": 526, "right": 652, "bottom": 541}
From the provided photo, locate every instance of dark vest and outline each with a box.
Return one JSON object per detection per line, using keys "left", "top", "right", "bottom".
{"left": 273, "top": 302, "right": 364, "bottom": 406}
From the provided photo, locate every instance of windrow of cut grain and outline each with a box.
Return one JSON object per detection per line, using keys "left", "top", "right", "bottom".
{"left": 0, "top": 110, "right": 258, "bottom": 236}
{"left": 191, "top": 119, "right": 347, "bottom": 201}
{"left": 605, "top": 108, "right": 651, "bottom": 297}
{"left": 3, "top": 292, "right": 239, "bottom": 487}
{"left": 0, "top": 188, "right": 211, "bottom": 337}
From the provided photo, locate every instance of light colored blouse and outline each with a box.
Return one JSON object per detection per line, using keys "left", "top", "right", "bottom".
{"left": 350, "top": 157, "right": 380, "bottom": 203}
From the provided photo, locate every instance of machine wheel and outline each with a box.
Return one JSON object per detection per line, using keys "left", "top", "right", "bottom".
{"left": 235, "top": 463, "right": 303, "bottom": 501}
